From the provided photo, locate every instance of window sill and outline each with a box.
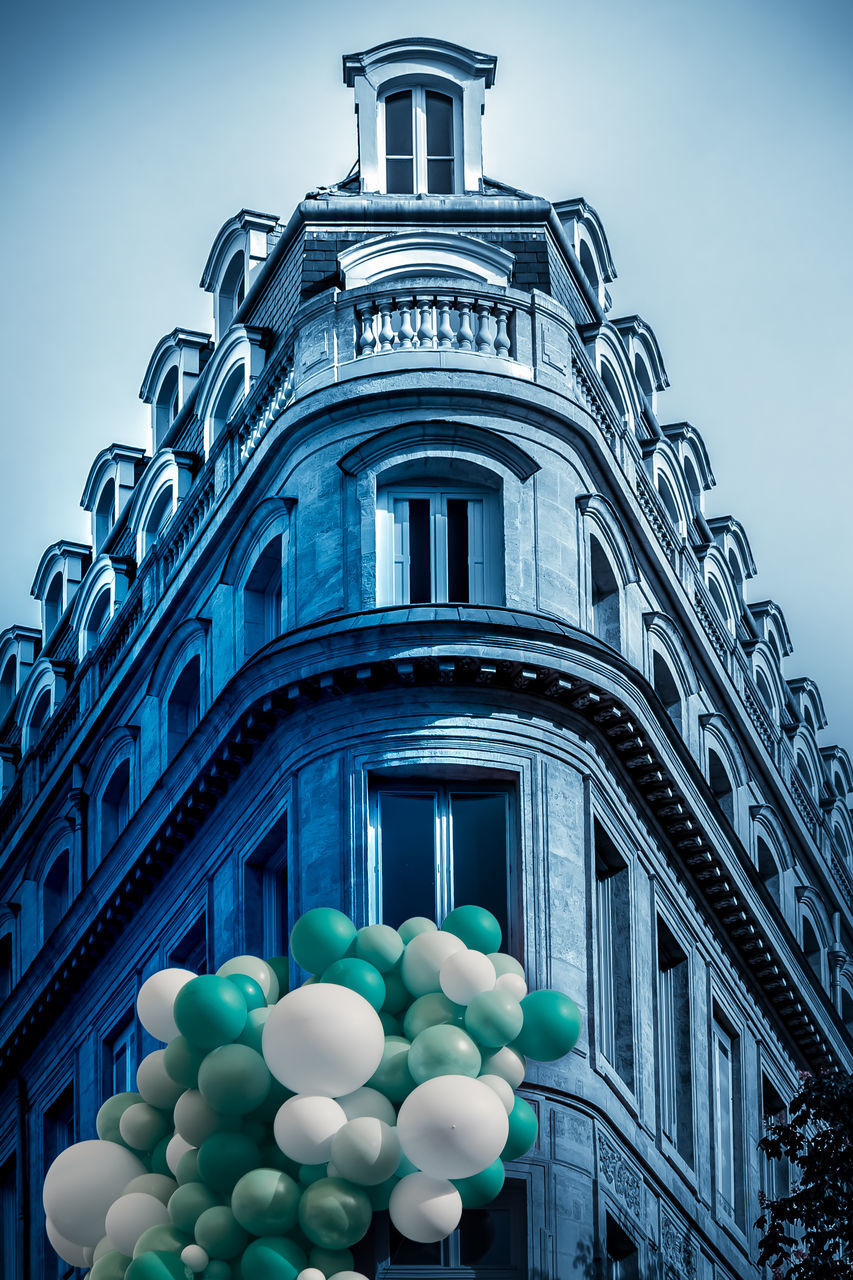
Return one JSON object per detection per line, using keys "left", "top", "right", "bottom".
{"left": 595, "top": 1054, "right": 640, "bottom": 1121}
{"left": 661, "top": 1135, "right": 697, "bottom": 1194}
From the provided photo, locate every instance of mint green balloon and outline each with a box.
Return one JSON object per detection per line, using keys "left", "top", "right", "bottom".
{"left": 379, "top": 1011, "right": 403, "bottom": 1036}
{"left": 298, "top": 1177, "right": 372, "bottom": 1250}
{"left": 298, "top": 1163, "right": 326, "bottom": 1187}
{"left": 132, "top": 1223, "right": 190, "bottom": 1257}
{"left": 321, "top": 958, "right": 385, "bottom": 1011}
{"left": 174, "top": 977, "right": 247, "bottom": 1050}
{"left": 309, "top": 1246, "right": 355, "bottom": 1275}
{"left": 266, "top": 956, "right": 290, "bottom": 996}
{"left": 380, "top": 966, "right": 409, "bottom": 1014}
{"left": 198, "top": 1044, "right": 271, "bottom": 1115}
{"left": 150, "top": 1134, "right": 172, "bottom": 1177}
{"left": 96, "top": 1091, "right": 141, "bottom": 1144}
{"left": 239, "top": 1235, "right": 307, "bottom": 1280}
{"left": 120, "top": 1101, "right": 170, "bottom": 1151}
{"left": 453, "top": 1157, "right": 505, "bottom": 1207}
{"left": 167, "top": 1181, "right": 219, "bottom": 1235}
{"left": 198, "top": 1132, "right": 259, "bottom": 1196}
{"left": 90, "top": 1251, "right": 132, "bottom": 1280}
{"left": 225, "top": 973, "right": 267, "bottom": 1012}
{"left": 366, "top": 1174, "right": 398, "bottom": 1211}
{"left": 442, "top": 904, "right": 502, "bottom": 953}
{"left": 408, "top": 1024, "right": 482, "bottom": 1082}
{"left": 512, "top": 989, "right": 582, "bottom": 1060}
{"left": 353, "top": 924, "right": 404, "bottom": 973}
{"left": 194, "top": 1205, "right": 248, "bottom": 1259}
{"left": 487, "top": 952, "right": 526, "bottom": 979}
{"left": 237, "top": 1007, "right": 270, "bottom": 1054}
{"left": 204, "top": 1264, "right": 232, "bottom": 1280}
{"left": 176, "top": 1149, "right": 201, "bottom": 1185}
{"left": 465, "top": 989, "right": 524, "bottom": 1049}
{"left": 403, "top": 992, "right": 464, "bottom": 1040}
{"left": 367, "top": 1036, "right": 414, "bottom": 1102}
{"left": 163, "top": 1036, "right": 207, "bottom": 1089}
{"left": 289, "top": 908, "right": 356, "bottom": 975}
{"left": 397, "top": 917, "right": 437, "bottom": 944}
{"left": 501, "top": 1096, "right": 538, "bottom": 1161}
{"left": 230, "top": 1168, "right": 301, "bottom": 1235}
{"left": 125, "top": 1252, "right": 189, "bottom": 1280}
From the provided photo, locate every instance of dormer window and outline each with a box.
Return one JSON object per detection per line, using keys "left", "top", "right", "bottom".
{"left": 383, "top": 88, "right": 455, "bottom": 194}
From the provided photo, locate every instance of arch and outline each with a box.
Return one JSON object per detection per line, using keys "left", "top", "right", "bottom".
{"left": 795, "top": 886, "right": 832, "bottom": 948}
{"left": 829, "top": 807, "right": 853, "bottom": 868}
{"left": 578, "top": 238, "right": 599, "bottom": 293}
{"left": 338, "top": 232, "right": 514, "bottom": 290}
{"left": 589, "top": 536, "right": 621, "bottom": 651}
{"left": 127, "top": 449, "right": 194, "bottom": 562}
{"left": 44, "top": 571, "right": 64, "bottom": 637}
{"left": 0, "top": 653, "right": 16, "bottom": 718}
{"left": 85, "top": 726, "right": 138, "bottom": 872}
{"left": 0, "top": 920, "right": 14, "bottom": 1001}
{"left": 643, "top": 612, "right": 700, "bottom": 700}
{"left": 751, "top": 642, "right": 785, "bottom": 723}
{"left": 147, "top": 619, "right": 209, "bottom": 769}
{"left": 166, "top": 656, "right": 201, "bottom": 764}
{"left": 708, "top": 749, "right": 735, "bottom": 824}
{"left": 69, "top": 554, "right": 131, "bottom": 661}
{"left": 750, "top": 805, "right": 793, "bottom": 905}
{"left": 594, "top": 326, "right": 644, "bottom": 435}
{"left": 338, "top": 421, "right": 539, "bottom": 483}
{"left": 702, "top": 545, "right": 741, "bottom": 635}
{"left": 100, "top": 758, "right": 131, "bottom": 856}
{"left": 801, "top": 915, "right": 823, "bottom": 984}
{"left": 787, "top": 677, "right": 828, "bottom": 733}
{"left": 42, "top": 849, "right": 71, "bottom": 943}
{"left": 210, "top": 362, "right": 245, "bottom": 446}
{"left": 143, "top": 485, "right": 175, "bottom": 558}
{"left": 840, "top": 981, "right": 853, "bottom": 1037}
{"left": 756, "top": 837, "right": 781, "bottom": 907}
{"left": 221, "top": 497, "right": 295, "bottom": 588}
{"left": 195, "top": 326, "right": 266, "bottom": 457}
{"left": 651, "top": 447, "right": 691, "bottom": 537}
{"left": 789, "top": 727, "right": 824, "bottom": 801}
{"left": 146, "top": 617, "right": 209, "bottom": 702}
{"left": 139, "top": 329, "right": 213, "bottom": 451}
{"left": 577, "top": 493, "right": 640, "bottom": 588}
{"left": 242, "top": 538, "right": 284, "bottom": 659}
{"left": 94, "top": 478, "right": 116, "bottom": 551}
{"left": 18, "top": 660, "right": 57, "bottom": 756}
{"left": 652, "top": 650, "right": 682, "bottom": 734}
{"left": 708, "top": 516, "right": 757, "bottom": 584}
{"left": 154, "top": 364, "right": 180, "bottom": 447}
{"left": 702, "top": 714, "right": 751, "bottom": 788}
{"left": 821, "top": 746, "right": 853, "bottom": 799}
{"left": 223, "top": 499, "right": 294, "bottom": 660}
{"left": 218, "top": 250, "right": 246, "bottom": 333}
{"left": 200, "top": 209, "right": 279, "bottom": 343}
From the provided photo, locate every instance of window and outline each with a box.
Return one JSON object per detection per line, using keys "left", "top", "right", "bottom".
{"left": 377, "top": 486, "right": 497, "bottom": 607}
{"left": 154, "top": 366, "right": 179, "bottom": 447}
{"left": 142, "top": 485, "right": 174, "bottom": 559}
{"left": 101, "top": 759, "right": 131, "bottom": 858}
{"left": 44, "top": 1087, "right": 75, "bottom": 1280}
{"left": 43, "top": 852, "right": 70, "bottom": 943}
{"left": 244, "top": 816, "right": 288, "bottom": 959}
{"left": 383, "top": 88, "right": 456, "bottom": 194}
{"left": 652, "top": 652, "right": 682, "bottom": 734}
{"left": 45, "top": 572, "right": 63, "bottom": 637}
{"left": 0, "top": 654, "right": 15, "bottom": 716}
{"left": 600, "top": 362, "right": 629, "bottom": 429}
{"left": 590, "top": 538, "right": 621, "bottom": 651}
{"left": 757, "top": 839, "right": 781, "bottom": 907}
{"left": 605, "top": 1214, "right": 639, "bottom": 1280}
{"left": 841, "top": 989, "right": 853, "bottom": 1038}
{"left": 105, "top": 1017, "right": 136, "bottom": 1098}
{"left": 708, "top": 750, "right": 734, "bottom": 824}
{"left": 83, "top": 588, "right": 112, "bottom": 654}
{"left": 371, "top": 780, "right": 515, "bottom": 948}
{"left": 166, "top": 657, "right": 201, "bottom": 763}
{"left": 595, "top": 822, "right": 634, "bottom": 1090}
{"left": 0, "top": 932, "right": 11, "bottom": 1001}
{"left": 657, "top": 920, "right": 693, "bottom": 1164}
{"left": 243, "top": 537, "right": 284, "bottom": 657}
{"left": 211, "top": 364, "right": 245, "bottom": 444}
{"left": 656, "top": 474, "right": 682, "bottom": 531}
{"left": 801, "top": 918, "right": 822, "bottom": 983}
{"left": 94, "top": 480, "right": 116, "bottom": 551}
{"left": 169, "top": 915, "right": 208, "bottom": 974}
{"left": 712, "top": 1014, "right": 743, "bottom": 1224}
{"left": 218, "top": 253, "right": 246, "bottom": 334}
{"left": 1, "top": 1157, "right": 18, "bottom": 1278}
{"left": 761, "top": 1077, "right": 789, "bottom": 1206}
{"left": 29, "top": 688, "right": 52, "bottom": 750}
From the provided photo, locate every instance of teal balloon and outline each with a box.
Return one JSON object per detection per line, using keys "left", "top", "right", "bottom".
{"left": 403, "top": 992, "right": 464, "bottom": 1040}
{"left": 237, "top": 1008, "right": 270, "bottom": 1054}
{"left": 257, "top": 1143, "right": 300, "bottom": 1179}
{"left": 465, "top": 989, "right": 524, "bottom": 1049}
{"left": 442, "top": 904, "right": 502, "bottom": 953}
{"left": 163, "top": 1037, "right": 207, "bottom": 1089}
{"left": 380, "top": 966, "right": 409, "bottom": 1015}
{"left": 353, "top": 923, "right": 404, "bottom": 973}
{"left": 225, "top": 973, "right": 267, "bottom": 1012}
{"left": 396, "top": 1151, "right": 418, "bottom": 1178}
{"left": 176, "top": 1149, "right": 201, "bottom": 1185}
{"left": 265, "top": 956, "right": 290, "bottom": 996}
{"left": 230, "top": 1167, "right": 301, "bottom": 1235}
{"left": 298, "top": 1163, "right": 327, "bottom": 1187}
{"left": 173, "top": 977, "right": 248, "bottom": 1050}
{"left": 487, "top": 952, "right": 526, "bottom": 980}
{"left": 167, "top": 1181, "right": 219, "bottom": 1235}
{"left": 239, "top": 1236, "right": 307, "bottom": 1280}
{"left": 366, "top": 1174, "right": 398, "bottom": 1210}
{"left": 124, "top": 1252, "right": 189, "bottom": 1280}
{"left": 203, "top": 1264, "right": 232, "bottom": 1280}
{"left": 96, "top": 1091, "right": 140, "bottom": 1144}
{"left": 397, "top": 917, "right": 436, "bottom": 943}
{"left": 367, "top": 1036, "right": 414, "bottom": 1102}
{"left": 298, "top": 1176, "right": 372, "bottom": 1250}
{"left": 248, "top": 1078, "right": 293, "bottom": 1124}
{"left": 379, "top": 1010, "right": 402, "bottom": 1036}
{"left": 198, "top": 1044, "right": 271, "bottom": 1115}
{"left": 321, "top": 957, "right": 385, "bottom": 1011}
{"left": 289, "top": 908, "right": 356, "bottom": 974}
{"left": 133, "top": 1224, "right": 190, "bottom": 1257}
{"left": 452, "top": 1158, "right": 505, "bottom": 1208}
{"left": 309, "top": 1246, "right": 354, "bottom": 1275}
{"left": 512, "top": 989, "right": 582, "bottom": 1061}
{"left": 150, "top": 1134, "right": 172, "bottom": 1177}
{"left": 408, "top": 1024, "right": 482, "bottom": 1082}
{"left": 194, "top": 1205, "right": 248, "bottom": 1259}
{"left": 120, "top": 1102, "right": 170, "bottom": 1151}
{"left": 90, "top": 1251, "right": 133, "bottom": 1280}
{"left": 198, "top": 1132, "right": 260, "bottom": 1195}
{"left": 501, "top": 1096, "right": 538, "bottom": 1161}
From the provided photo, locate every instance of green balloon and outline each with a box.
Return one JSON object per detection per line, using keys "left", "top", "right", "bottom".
{"left": 174, "top": 976, "right": 248, "bottom": 1050}
{"left": 289, "top": 908, "right": 356, "bottom": 974}
{"left": 96, "top": 1092, "right": 141, "bottom": 1144}
{"left": 150, "top": 1134, "right": 173, "bottom": 1177}
{"left": 353, "top": 923, "right": 404, "bottom": 973}
{"left": 396, "top": 1151, "right": 418, "bottom": 1178}
{"left": 367, "top": 1036, "right": 414, "bottom": 1102}
{"left": 125, "top": 1252, "right": 189, "bottom": 1280}
{"left": 204, "top": 1265, "right": 232, "bottom": 1280}
{"left": 237, "top": 1007, "right": 270, "bottom": 1054}
{"left": 176, "top": 1149, "right": 201, "bottom": 1185}
{"left": 452, "top": 1157, "right": 505, "bottom": 1208}
{"left": 163, "top": 1037, "right": 207, "bottom": 1089}
{"left": 321, "top": 957, "right": 385, "bottom": 1011}
{"left": 501, "top": 1096, "right": 538, "bottom": 1161}
{"left": 366, "top": 1174, "right": 398, "bottom": 1211}
{"left": 132, "top": 1223, "right": 190, "bottom": 1257}
{"left": 194, "top": 1205, "right": 248, "bottom": 1260}
{"left": 408, "top": 1024, "right": 482, "bottom": 1082}
{"left": 309, "top": 1246, "right": 355, "bottom": 1275}
{"left": 239, "top": 1236, "right": 306, "bottom": 1280}
{"left": 442, "top": 904, "right": 502, "bottom": 953}
{"left": 298, "top": 1163, "right": 327, "bottom": 1187}
{"left": 257, "top": 1142, "right": 300, "bottom": 1179}
{"left": 198, "top": 1044, "right": 271, "bottom": 1115}
{"left": 90, "top": 1250, "right": 132, "bottom": 1280}
{"left": 168, "top": 1181, "right": 220, "bottom": 1235}
{"left": 397, "top": 916, "right": 436, "bottom": 943}
{"left": 121, "top": 1102, "right": 171, "bottom": 1151}
{"left": 298, "top": 1177, "right": 372, "bottom": 1250}
{"left": 512, "top": 989, "right": 582, "bottom": 1060}
{"left": 380, "top": 966, "right": 409, "bottom": 1014}
{"left": 403, "top": 992, "right": 464, "bottom": 1040}
{"left": 248, "top": 1078, "right": 293, "bottom": 1124}
{"left": 265, "top": 956, "right": 290, "bottom": 995}
{"left": 225, "top": 973, "right": 267, "bottom": 1012}
{"left": 198, "top": 1132, "right": 260, "bottom": 1196}
{"left": 230, "top": 1167, "right": 301, "bottom": 1235}
{"left": 379, "top": 1010, "right": 403, "bottom": 1036}
{"left": 465, "top": 989, "right": 524, "bottom": 1049}
{"left": 487, "top": 952, "right": 526, "bottom": 979}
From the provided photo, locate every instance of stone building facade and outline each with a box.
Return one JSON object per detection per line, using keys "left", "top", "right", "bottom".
{"left": 2, "top": 36, "right": 853, "bottom": 1280}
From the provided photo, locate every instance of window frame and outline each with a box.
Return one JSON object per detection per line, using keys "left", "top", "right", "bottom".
{"left": 655, "top": 916, "right": 694, "bottom": 1167}
{"left": 379, "top": 84, "right": 462, "bottom": 195}
{"left": 710, "top": 1008, "right": 745, "bottom": 1229}
{"left": 592, "top": 818, "right": 636, "bottom": 1095}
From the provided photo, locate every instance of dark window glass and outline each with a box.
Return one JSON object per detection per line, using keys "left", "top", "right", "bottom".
{"left": 450, "top": 792, "right": 509, "bottom": 943}
{"left": 606, "top": 1213, "right": 639, "bottom": 1279}
{"left": 167, "top": 657, "right": 201, "bottom": 763}
{"left": 408, "top": 499, "right": 431, "bottom": 603}
{"left": 43, "top": 853, "right": 70, "bottom": 942}
{"left": 44, "top": 1087, "right": 75, "bottom": 1280}
{"left": 590, "top": 537, "right": 620, "bottom": 650}
{"left": 426, "top": 92, "right": 453, "bottom": 157}
{"left": 1, "top": 1157, "right": 17, "bottom": 1277}
{"left": 244, "top": 816, "right": 288, "bottom": 959}
{"left": 105, "top": 1018, "right": 136, "bottom": 1098}
{"left": 427, "top": 159, "right": 454, "bottom": 194}
{"left": 379, "top": 791, "right": 437, "bottom": 926}
{"left": 389, "top": 1223, "right": 442, "bottom": 1264}
{"left": 169, "top": 915, "right": 208, "bottom": 974}
{"left": 446, "top": 498, "right": 469, "bottom": 601}
{"left": 385, "top": 91, "right": 413, "bottom": 155}
{"left": 0, "top": 932, "right": 12, "bottom": 1000}
{"left": 385, "top": 159, "right": 414, "bottom": 194}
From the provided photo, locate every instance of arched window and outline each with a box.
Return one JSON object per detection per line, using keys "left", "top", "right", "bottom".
{"left": 653, "top": 652, "right": 682, "bottom": 733}
{"left": 833, "top": 771, "right": 846, "bottom": 799}
{"left": 0, "top": 930, "right": 11, "bottom": 1000}
{"left": 756, "top": 670, "right": 774, "bottom": 713}
{"left": 727, "top": 550, "right": 743, "bottom": 596}
{"left": 634, "top": 355, "right": 653, "bottom": 404}
{"left": 683, "top": 459, "right": 701, "bottom": 512}
{"left": 154, "top": 365, "right": 180, "bottom": 448}
{"left": 142, "top": 485, "right": 174, "bottom": 559}
{"left": 383, "top": 88, "right": 455, "bottom": 194}
{"left": 83, "top": 587, "right": 112, "bottom": 654}
{"left": 167, "top": 657, "right": 201, "bottom": 763}
{"left": 801, "top": 918, "right": 822, "bottom": 983}
{"left": 708, "top": 578, "right": 733, "bottom": 632}
{"left": 768, "top": 631, "right": 781, "bottom": 663}
{"left": 243, "top": 537, "right": 284, "bottom": 658}
{"left": 796, "top": 751, "right": 815, "bottom": 795}
{"left": 44, "top": 572, "right": 63, "bottom": 637}
{"left": 94, "top": 479, "right": 116, "bottom": 551}
{"left": 600, "top": 362, "right": 629, "bottom": 429}
{"left": 43, "top": 851, "right": 70, "bottom": 942}
{"left": 708, "top": 749, "right": 734, "bottom": 824}
{"left": 0, "top": 655, "right": 16, "bottom": 717}
{"left": 211, "top": 365, "right": 245, "bottom": 444}
{"left": 590, "top": 537, "right": 621, "bottom": 651}
{"left": 842, "top": 989, "right": 853, "bottom": 1038}
{"left": 656, "top": 473, "right": 682, "bottom": 532}
{"left": 757, "top": 838, "right": 780, "bottom": 906}
{"left": 28, "top": 688, "right": 52, "bottom": 750}
{"left": 101, "top": 759, "right": 131, "bottom": 858}
{"left": 218, "top": 253, "right": 246, "bottom": 334}
{"left": 579, "top": 240, "right": 599, "bottom": 292}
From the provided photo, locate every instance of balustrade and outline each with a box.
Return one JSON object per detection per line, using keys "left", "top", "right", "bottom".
{"left": 355, "top": 292, "right": 515, "bottom": 360}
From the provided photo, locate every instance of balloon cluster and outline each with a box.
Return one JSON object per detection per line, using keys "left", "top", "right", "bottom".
{"left": 43, "top": 904, "right": 581, "bottom": 1280}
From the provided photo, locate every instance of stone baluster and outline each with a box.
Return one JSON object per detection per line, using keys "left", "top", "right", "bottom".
{"left": 377, "top": 300, "right": 395, "bottom": 352}
{"left": 494, "top": 304, "right": 512, "bottom": 359}
{"left": 435, "top": 296, "right": 455, "bottom": 349}
{"left": 357, "top": 304, "right": 377, "bottom": 356}
{"left": 416, "top": 296, "right": 436, "bottom": 349}
{"left": 396, "top": 297, "right": 415, "bottom": 349}
{"left": 456, "top": 297, "right": 474, "bottom": 350}
{"left": 474, "top": 300, "right": 494, "bottom": 354}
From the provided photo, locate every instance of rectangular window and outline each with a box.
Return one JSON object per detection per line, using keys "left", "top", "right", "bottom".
{"left": 104, "top": 1016, "right": 137, "bottom": 1099}
{"left": 169, "top": 914, "right": 208, "bottom": 974}
{"left": 657, "top": 919, "right": 693, "bottom": 1164}
{"left": 379, "top": 487, "right": 492, "bottom": 607}
{"left": 244, "top": 815, "right": 289, "bottom": 960}
{"left": 373, "top": 1176, "right": 528, "bottom": 1273}
{"left": 384, "top": 90, "right": 414, "bottom": 194}
{"left": 761, "top": 1076, "right": 789, "bottom": 1206}
{"left": 605, "top": 1213, "right": 639, "bottom": 1280}
{"left": 595, "top": 822, "right": 634, "bottom": 1090}
{"left": 372, "top": 780, "right": 515, "bottom": 949}
{"left": 712, "top": 1013, "right": 743, "bottom": 1224}
{"left": 44, "top": 1087, "right": 75, "bottom": 1280}
{"left": 1, "top": 1156, "right": 18, "bottom": 1279}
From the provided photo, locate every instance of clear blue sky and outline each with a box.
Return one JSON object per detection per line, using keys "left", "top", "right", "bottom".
{"left": 1, "top": 0, "right": 852, "bottom": 754}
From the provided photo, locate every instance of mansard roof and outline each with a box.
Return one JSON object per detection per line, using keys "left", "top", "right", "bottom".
{"left": 30, "top": 541, "right": 91, "bottom": 601}
{"left": 552, "top": 197, "right": 617, "bottom": 283}
{"left": 139, "top": 328, "right": 213, "bottom": 404}
{"left": 611, "top": 314, "right": 670, "bottom": 391}
{"left": 199, "top": 208, "right": 281, "bottom": 293}
{"left": 661, "top": 421, "right": 716, "bottom": 490}
{"left": 80, "top": 444, "right": 148, "bottom": 513}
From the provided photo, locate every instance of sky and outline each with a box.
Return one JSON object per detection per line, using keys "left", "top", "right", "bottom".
{"left": 1, "top": 0, "right": 852, "bottom": 753}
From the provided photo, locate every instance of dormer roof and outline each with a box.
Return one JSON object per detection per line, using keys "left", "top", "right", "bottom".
{"left": 199, "top": 209, "right": 280, "bottom": 293}
{"left": 342, "top": 37, "right": 497, "bottom": 89}
{"left": 140, "top": 329, "right": 213, "bottom": 405}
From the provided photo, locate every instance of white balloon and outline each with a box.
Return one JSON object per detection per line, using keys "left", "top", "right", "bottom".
{"left": 123, "top": 1174, "right": 177, "bottom": 1205}
{"left": 330, "top": 1117, "right": 401, "bottom": 1185}
{"left": 105, "top": 1192, "right": 170, "bottom": 1256}
{"left": 273, "top": 1094, "right": 347, "bottom": 1164}
{"left": 262, "top": 983, "right": 385, "bottom": 1096}
{"left": 397, "top": 1076, "right": 509, "bottom": 1179}
{"left": 328, "top": 1273, "right": 372, "bottom": 1280}
{"left": 173, "top": 1090, "right": 225, "bottom": 1147}
{"left": 480, "top": 1046, "right": 526, "bottom": 1089}
{"left": 181, "top": 1244, "right": 210, "bottom": 1272}
{"left": 136, "top": 1050, "right": 184, "bottom": 1110}
{"left": 46, "top": 1217, "right": 91, "bottom": 1267}
{"left": 477, "top": 1073, "right": 515, "bottom": 1114}
{"left": 43, "top": 1140, "right": 147, "bottom": 1247}
{"left": 494, "top": 972, "right": 528, "bottom": 1001}
{"left": 217, "top": 954, "right": 280, "bottom": 1003}
{"left": 137, "top": 968, "right": 196, "bottom": 1043}
{"left": 335, "top": 1085, "right": 397, "bottom": 1126}
{"left": 402, "top": 931, "right": 466, "bottom": 998}
{"left": 92, "top": 1237, "right": 115, "bottom": 1262}
{"left": 389, "top": 1173, "right": 462, "bottom": 1243}
{"left": 296, "top": 1271, "right": 327, "bottom": 1280}
{"left": 165, "top": 1133, "right": 195, "bottom": 1177}
{"left": 439, "top": 949, "right": 496, "bottom": 1005}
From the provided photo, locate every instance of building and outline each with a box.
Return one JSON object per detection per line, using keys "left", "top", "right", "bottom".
{"left": 1, "top": 35, "right": 853, "bottom": 1280}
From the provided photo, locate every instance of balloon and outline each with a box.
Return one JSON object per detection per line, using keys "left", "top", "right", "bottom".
{"left": 125, "top": 1252, "right": 189, "bottom": 1280}
{"left": 309, "top": 1247, "right": 354, "bottom": 1275}
{"left": 296, "top": 1271, "right": 326, "bottom": 1280}
{"left": 464, "top": 990, "right": 524, "bottom": 1049}
{"left": 320, "top": 958, "right": 385, "bottom": 1012}
{"left": 181, "top": 1244, "right": 209, "bottom": 1273}
{"left": 273, "top": 1095, "right": 347, "bottom": 1164}
{"left": 238, "top": 1007, "right": 272, "bottom": 1054}
{"left": 203, "top": 1263, "right": 233, "bottom": 1280}
{"left": 439, "top": 949, "right": 496, "bottom": 1005}
{"left": 501, "top": 1096, "right": 538, "bottom": 1161}
{"left": 240, "top": 1235, "right": 307, "bottom": 1280}
{"left": 442, "top": 905, "right": 502, "bottom": 953}
{"left": 231, "top": 1168, "right": 301, "bottom": 1235}
{"left": 217, "top": 955, "right": 280, "bottom": 1003}
{"left": 494, "top": 971, "right": 528, "bottom": 1001}
{"left": 197, "top": 1133, "right": 260, "bottom": 1196}
{"left": 266, "top": 955, "right": 290, "bottom": 994}
{"left": 487, "top": 952, "right": 525, "bottom": 980}
{"left": 379, "top": 967, "right": 409, "bottom": 1014}
{"left": 43, "top": 1139, "right": 147, "bottom": 1247}
{"left": 163, "top": 1037, "right": 207, "bottom": 1090}
{"left": 297, "top": 1177, "right": 372, "bottom": 1250}
{"left": 289, "top": 908, "right": 356, "bottom": 975}
{"left": 150, "top": 1135, "right": 173, "bottom": 1178}
{"left": 401, "top": 931, "right": 466, "bottom": 997}
{"left": 168, "top": 1181, "right": 220, "bottom": 1235}
{"left": 334, "top": 1086, "right": 396, "bottom": 1126}
{"left": 138, "top": 969, "right": 197, "bottom": 1043}
{"left": 166, "top": 1134, "right": 195, "bottom": 1178}
{"left": 132, "top": 1222, "right": 191, "bottom": 1256}
{"left": 512, "top": 989, "right": 581, "bottom": 1060}
{"left": 105, "top": 1192, "right": 170, "bottom": 1256}
{"left": 389, "top": 1173, "right": 462, "bottom": 1243}
{"left": 402, "top": 993, "right": 464, "bottom": 1041}
{"left": 124, "top": 1175, "right": 178, "bottom": 1206}
{"left": 329, "top": 1118, "right": 401, "bottom": 1186}
{"left": 397, "top": 1076, "right": 509, "bottom": 1179}
{"left": 397, "top": 917, "right": 436, "bottom": 944}
{"left": 262, "top": 984, "right": 385, "bottom": 1097}
{"left": 327, "top": 1274, "right": 371, "bottom": 1280}
{"left": 96, "top": 1092, "right": 141, "bottom": 1144}
{"left": 137, "top": 1051, "right": 185, "bottom": 1111}
{"left": 198, "top": 1044, "right": 271, "bottom": 1115}
{"left": 174, "top": 976, "right": 248, "bottom": 1050}
{"left": 93, "top": 1236, "right": 115, "bottom": 1261}
{"left": 478, "top": 1073, "right": 515, "bottom": 1114}
{"left": 176, "top": 1150, "right": 201, "bottom": 1186}
{"left": 378, "top": 1011, "right": 402, "bottom": 1036}
{"left": 119, "top": 1103, "right": 171, "bottom": 1152}
{"left": 298, "top": 1163, "right": 326, "bottom": 1187}
{"left": 193, "top": 1205, "right": 248, "bottom": 1259}
{"left": 89, "top": 1249, "right": 132, "bottom": 1280}
{"left": 46, "top": 1217, "right": 92, "bottom": 1267}
{"left": 480, "top": 1046, "right": 526, "bottom": 1089}
{"left": 174, "top": 1091, "right": 233, "bottom": 1148}
{"left": 408, "top": 1025, "right": 482, "bottom": 1083}
{"left": 366, "top": 1036, "right": 414, "bottom": 1103}
{"left": 452, "top": 1157, "right": 505, "bottom": 1208}
{"left": 224, "top": 973, "right": 267, "bottom": 1013}
{"left": 352, "top": 924, "right": 403, "bottom": 973}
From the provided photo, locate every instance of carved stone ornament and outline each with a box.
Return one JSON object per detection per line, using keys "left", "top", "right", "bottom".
{"left": 660, "top": 1210, "right": 697, "bottom": 1280}
{"left": 597, "top": 1132, "right": 642, "bottom": 1217}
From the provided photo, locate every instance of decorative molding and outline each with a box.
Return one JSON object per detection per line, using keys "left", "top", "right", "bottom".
{"left": 597, "top": 1132, "right": 641, "bottom": 1219}
{"left": 660, "top": 1208, "right": 697, "bottom": 1280}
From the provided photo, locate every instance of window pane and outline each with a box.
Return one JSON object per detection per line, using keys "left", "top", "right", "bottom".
{"left": 408, "top": 499, "right": 431, "bottom": 603}
{"left": 385, "top": 157, "right": 414, "bottom": 194}
{"left": 450, "top": 792, "right": 509, "bottom": 944}
{"left": 460, "top": 1203, "right": 513, "bottom": 1264}
{"left": 446, "top": 498, "right": 469, "bottom": 602}
{"left": 426, "top": 91, "right": 453, "bottom": 156}
{"left": 379, "top": 792, "right": 437, "bottom": 925}
{"left": 385, "top": 91, "right": 413, "bottom": 156}
{"left": 427, "top": 158, "right": 454, "bottom": 194}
